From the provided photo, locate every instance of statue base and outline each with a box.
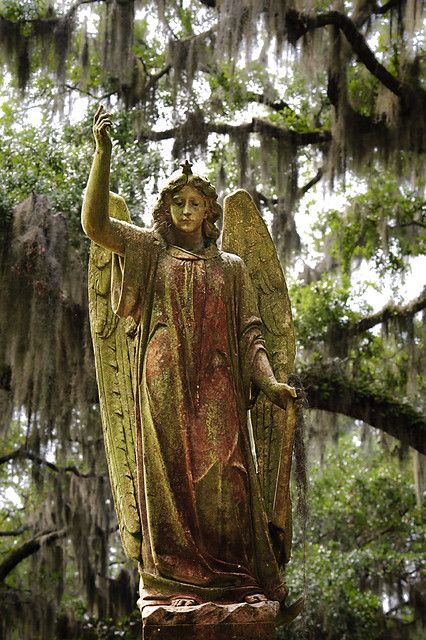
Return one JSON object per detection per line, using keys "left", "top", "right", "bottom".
{"left": 141, "top": 600, "right": 279, "bottom": 639}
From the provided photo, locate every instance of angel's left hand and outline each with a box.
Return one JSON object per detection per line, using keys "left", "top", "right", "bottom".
{"left": 266, "top": 381, "right": 297, "bottom": 409}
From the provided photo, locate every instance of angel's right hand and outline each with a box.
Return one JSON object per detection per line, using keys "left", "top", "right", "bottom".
{"left": 93, "top": 105, "right": 112, "bottom": 153}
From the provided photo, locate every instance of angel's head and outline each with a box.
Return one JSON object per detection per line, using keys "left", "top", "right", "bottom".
{"left": 152, "top": 162, "right": 221, "bottom": 245}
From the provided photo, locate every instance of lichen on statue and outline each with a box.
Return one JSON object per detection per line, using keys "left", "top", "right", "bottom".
{"left": 82, "top": 106, "right": 300, "bottom": 623}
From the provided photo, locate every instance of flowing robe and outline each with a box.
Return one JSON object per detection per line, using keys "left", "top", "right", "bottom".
{"left": 111, "top": 223, "right": 287, "bottom": 605}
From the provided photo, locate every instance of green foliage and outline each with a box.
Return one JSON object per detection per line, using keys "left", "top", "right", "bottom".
{"left": 313, "top": 175, "right": 426, "bottom": 278}
{"left": 283, "top": 433, "right": 425, "bottom": 640}
{"left": 1, "top": 0, "right": 49, "bottom": 22}
{"left": 0, "top": 423, "right": 29, "bottom": 552}
{"left": 348, "top": 65, "right": 379, "bottom": 117}
{"left": 268, "top": 106, "right": 315, "bottom": 133}
{"left": 290, "top": 268, "right": 424, "bottom": 403}
{"left": 0, "top": 98, "right": 162, "bottom": 248}
{"left": 0, "top": 105, "right": 90, "bottom": 244}
{"left": 290, "top": 274, "right": 368, "bottom": 348}
{"left": 77, "top": 610, "right": 140, "bottom": 640}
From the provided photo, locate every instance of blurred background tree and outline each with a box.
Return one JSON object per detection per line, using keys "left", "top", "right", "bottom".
{"left": 0, "top": 1, "right": 424, "bottom": 638}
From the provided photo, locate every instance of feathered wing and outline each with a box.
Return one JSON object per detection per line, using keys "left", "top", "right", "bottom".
{"left": 88, "top": 192, "right": 142, "bottom": 561}
{"left": 222, "top": 189, "right": 296, "bottom": 565}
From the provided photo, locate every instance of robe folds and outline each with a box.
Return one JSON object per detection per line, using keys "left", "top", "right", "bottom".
{"left": 111, "top": 222, "right": 287, "bottom": 605}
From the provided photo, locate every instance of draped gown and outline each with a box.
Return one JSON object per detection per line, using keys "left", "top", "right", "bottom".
{"left": 110, "top": 222, "right": 287, "bottom": 606}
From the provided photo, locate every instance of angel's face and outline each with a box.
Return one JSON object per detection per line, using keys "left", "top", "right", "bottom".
{"left": 169, "top": 185, "right": 207, "bottom": 235}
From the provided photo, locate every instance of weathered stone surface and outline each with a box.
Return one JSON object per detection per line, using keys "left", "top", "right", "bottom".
{"left": 142, "top": 600, "right": 279, "bottom": 640}
{"left": 85, "top": 141, "right": 298, "bottom": 614}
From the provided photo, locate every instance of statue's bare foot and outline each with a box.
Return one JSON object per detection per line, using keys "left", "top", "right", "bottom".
{"left": 244, "top": 593, "right": 268, "bottom": 604}
{"left": 171, "top": 597, "right": 198, "bottom": 607}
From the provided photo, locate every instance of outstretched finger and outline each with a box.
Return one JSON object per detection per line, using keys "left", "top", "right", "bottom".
{"left": 93, "top": 104, "right": 104, "bottom": 123}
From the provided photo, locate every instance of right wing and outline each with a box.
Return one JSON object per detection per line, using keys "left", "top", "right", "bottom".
{"left": 88, "top": 192, "right": 142, "bottom": 560}
{"left": 222, "top": 189, "right": 296, "bottom": 565}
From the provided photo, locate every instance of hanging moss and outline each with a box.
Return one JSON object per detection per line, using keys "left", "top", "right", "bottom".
{"left": 0, "top": 194, "right": 96, "bottom": 437}
{"left": 1, "top": 1, "right": 424, "bottom": 186}
{"left": 284, "top": 2, "right": 426, "bottom": 184}
{"left": 216, "top": 0, "right": 292, "bottom": 64}
{"left": 104, "top": 0, "right": 135, "bottom": 88}
{"left": 79, "top": 20, "right": 90, "bottom": 92}
{"left": 166, "top": 27, "right": 215, "bottom": 96}
{"left": 259, "top": 133, "right": 273, "bottom": 188}
{"left": 53, "top": 15, "right": 74, "bottom": 83}
{"left": 403, "top": 0, "right": 424, "bottom": 40}
{"left": 0, "top": 192, "right": 139, "bottom": 639}
{"left": 171, "top": 109, "right": 208, "bottom": 159}
{"left": 271, "top": 138, "right": 301, "bottom": 259}
{"left": 234, "top": 128, "right": 249, "bottom": 187}
{"left": 0, "top": 11, "right": 74, "bottom": 94}
{"left": 0, "top": 16, "right": 31, "bottom": 90}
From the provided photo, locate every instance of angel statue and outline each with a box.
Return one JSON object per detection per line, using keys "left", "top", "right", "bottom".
{"left": 82, "top": 106, "right": 302, "bottom": 628}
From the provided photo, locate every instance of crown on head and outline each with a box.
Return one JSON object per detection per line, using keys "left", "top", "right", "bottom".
{"left": 180, "top": 159, "right": 193, "bottom": 177}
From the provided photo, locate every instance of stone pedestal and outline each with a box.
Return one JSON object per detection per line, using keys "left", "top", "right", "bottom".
{"left": 142, "top": 600, "right": 279, "bottom": 640}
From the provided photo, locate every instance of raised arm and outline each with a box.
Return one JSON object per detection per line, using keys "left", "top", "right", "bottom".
{"left": 81, "top": 106, "right": 125, "bottom": 255}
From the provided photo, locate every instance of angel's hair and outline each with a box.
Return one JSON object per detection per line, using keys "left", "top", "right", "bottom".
{"left": 152, "top": 172, "right": 222, "bottom": 245}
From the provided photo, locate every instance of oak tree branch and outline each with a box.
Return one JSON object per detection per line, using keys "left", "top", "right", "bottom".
{"left": 285, "top": 9, "right": 404, "bottom": 97}
{"left": 0, "top": 447, "right": 98, "bottom": 478}
{"left": 346, "top": 291, "right": 426, "bottom": 337}
{"left": 139, "top": 118, "right": 331, "bottom": 147}
{"left": 0, "top": 529, "right": 66, "bottom": 583}
{"left": 302, "top": 367, "right": 426, "bottom": 453}
{"left": 0, "top": 527, "right": 29, "bottom": 537}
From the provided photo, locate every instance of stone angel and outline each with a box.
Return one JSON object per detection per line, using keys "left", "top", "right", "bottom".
{"left": 81, "top": 106, "right": 302, "bottom": 626}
